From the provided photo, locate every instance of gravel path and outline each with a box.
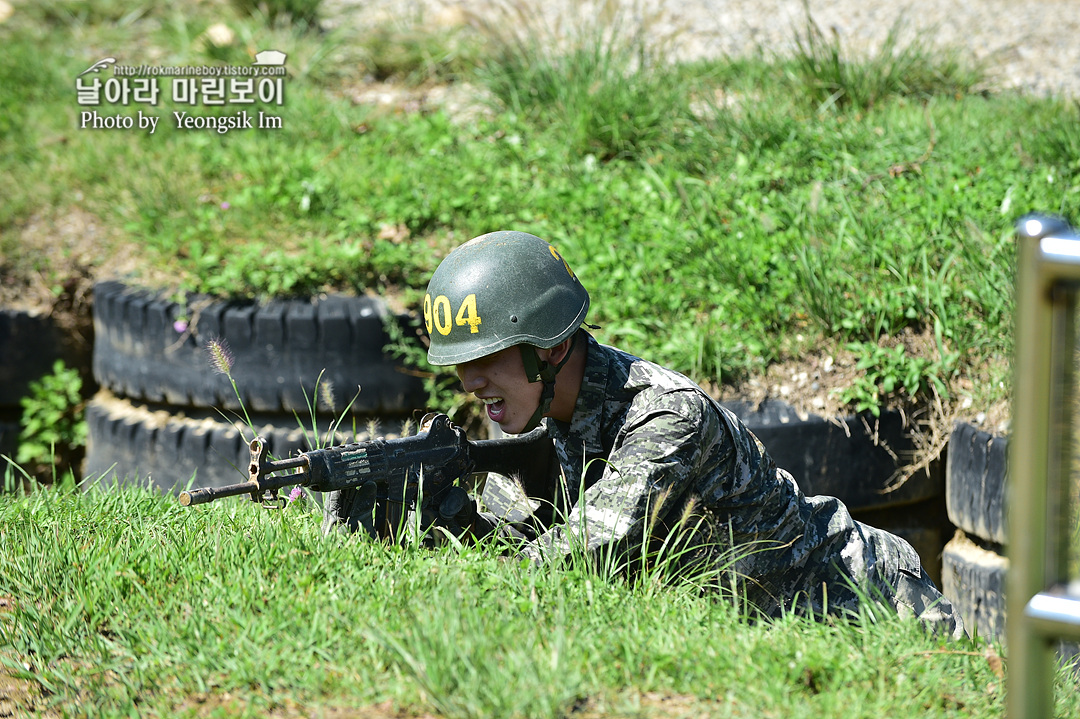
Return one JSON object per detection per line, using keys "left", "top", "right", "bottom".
{"left": 331, "top": 0, "right": 1080, "bottom": 97}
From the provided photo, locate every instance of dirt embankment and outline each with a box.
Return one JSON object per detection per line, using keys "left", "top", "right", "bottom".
{"left": 331, "top": 0, "right": 1080, "bottom": 97}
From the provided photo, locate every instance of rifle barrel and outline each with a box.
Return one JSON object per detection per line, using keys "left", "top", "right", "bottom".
{"left": 179, "top": 480, "right": 261, "bottom": 506}
{"left": 178, "top": 469, "right": 308, "bottom": 506}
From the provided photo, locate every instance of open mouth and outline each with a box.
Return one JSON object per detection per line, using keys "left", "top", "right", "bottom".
{"left": 481, "top": 396, "right": 505, "bottom": 422}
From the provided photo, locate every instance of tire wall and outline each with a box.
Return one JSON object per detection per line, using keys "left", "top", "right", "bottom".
{"left": 85, "top": 281, "right": 426, "bottom": 492}
{"left": 942, "top": 423, "right": 1080, "bottom": 655}
{"left": 91, "top": 281, "right": 426, "bottom": 415}
{"left": 84, "top": 392, "right": 410, "bottom": 493}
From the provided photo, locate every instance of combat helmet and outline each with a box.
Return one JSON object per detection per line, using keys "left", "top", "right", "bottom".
{"left": 424, "top": 230, "right": 591, "bottom": 430}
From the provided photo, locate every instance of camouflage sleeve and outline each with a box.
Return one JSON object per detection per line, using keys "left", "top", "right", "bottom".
{"left": 520, "top": 389, "right": 719, "bottom": 564}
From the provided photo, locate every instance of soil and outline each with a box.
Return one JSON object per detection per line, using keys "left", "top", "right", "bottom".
{"left": 0, "top": 671, "right": 51, "bottom": 719}
{"left": 0, "top": 680, "right": 728, "bottom": 719}
{"left": 713, "top": 327, "right": 1012, "bottom": 482}
{"left": 1, "top": 205, "right": 151, "bottom": 366}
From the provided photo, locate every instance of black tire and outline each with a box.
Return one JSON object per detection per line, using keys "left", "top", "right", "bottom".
{"left": 0, "top": 410, "right": 20, "bottom": 474}
{"left": 945, "top": 421, "right": 1008, "bottom": 546}
{"left": 0, "top": 307, "right": 77, "bottom": 408}
{"left": 0, "top": 307, "right": 96, "bottom": 486}
{"left": 943, "top": 534, "right": 1080, "bottom": 658}
{"left": 83, "top": 391, "right": 408, "bottom": 493}
{"left": 941, "top": 531, "right": 1008, "bottom": 641}
{"left": 92, "top": 281, "right": 426, "bottom": 415}
{"left": 723, "top": 399, "right": 942, "bottom": 512}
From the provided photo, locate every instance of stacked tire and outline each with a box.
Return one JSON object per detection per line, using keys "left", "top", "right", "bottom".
{"left": 941, "top": 421, "right": 1009, "bottom": 640}
{"left": 943, "top": 423, "right": 1080, "bottom": 657}
{"left": 85, "top": 281, "right": 427, "bottom": 492}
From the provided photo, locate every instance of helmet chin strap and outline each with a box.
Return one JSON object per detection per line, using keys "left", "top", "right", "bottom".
{"left": 518, "top": 332, "right": 579, "bottom": 433}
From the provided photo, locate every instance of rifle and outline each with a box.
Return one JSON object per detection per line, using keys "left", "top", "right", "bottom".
{"left": 178, "top": 413, "right": 554, "bottom": 540}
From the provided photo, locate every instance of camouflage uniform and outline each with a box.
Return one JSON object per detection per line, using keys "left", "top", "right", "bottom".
{"left": 482, "top": 333, "right": 965, "bottom": 639}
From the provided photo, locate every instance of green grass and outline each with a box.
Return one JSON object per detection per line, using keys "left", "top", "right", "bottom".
{"left": 4, "top": 482, "right": 1073, "bottom": 718}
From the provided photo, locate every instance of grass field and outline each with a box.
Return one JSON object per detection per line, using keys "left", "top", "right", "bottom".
{"left": 5, "top": 479, "right": 1078, "bottom": 718}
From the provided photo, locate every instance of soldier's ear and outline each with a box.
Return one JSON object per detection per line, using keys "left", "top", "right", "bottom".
{"left": 546, "top": 336, "right": 574, "bottom": 366}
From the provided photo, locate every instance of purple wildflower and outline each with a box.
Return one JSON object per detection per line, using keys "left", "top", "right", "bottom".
{"left": 288, "top": 486, "right": 303, "bottom": 502}
{"left": 173, "top": 319, "right": 188, "bottom": 334}
{"left": 221, "top": 201, "right": 230, "bottom": 210}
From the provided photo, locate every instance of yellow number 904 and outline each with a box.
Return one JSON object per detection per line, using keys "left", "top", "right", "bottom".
{"left": 424, "top": 293, "right": 483, "bottom": 336}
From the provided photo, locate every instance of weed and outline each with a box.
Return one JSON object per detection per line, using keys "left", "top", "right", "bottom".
{"left": 354, "top": 15, "right": 482, "bottom": 84}
{"left": 16, "top": 361, "right": 87, "bottom": 482}
{"left": 293, "top": 368, "right": 366, "bottom": 452}
{"left": 787, "top": 3, "right": 982, "bottom": 112}
{"left": 204, "top": 337, "right": 259, "bottom": 437}
{"left": 1029, "top": 99, "right": 1080, "bottom": 182}
{"left": 28, "top": 0, "right": 155, "bottom": 26}
{"left": 835, "top": 331, "right": 957, "bottom": 417}
{"left": 471, "top": 0, "right": 702, "bottom": 162}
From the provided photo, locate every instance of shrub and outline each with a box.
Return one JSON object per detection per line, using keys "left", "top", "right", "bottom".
{"left": 17, "top": 360, "right": 88, "bottom": 481}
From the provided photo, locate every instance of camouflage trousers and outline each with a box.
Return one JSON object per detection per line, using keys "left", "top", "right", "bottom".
{"left": 478, "top": 473, "right": 966, "bottom": 640}
{"left": 724, "top": 519, "right": 967, "bottom": 641}
{"left": 840, "top": 521, "right": 966, "bottom": 641}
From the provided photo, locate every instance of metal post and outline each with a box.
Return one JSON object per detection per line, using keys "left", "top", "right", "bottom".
{"left": 1008, "top": 214, "right": 1080, "bottom": 719}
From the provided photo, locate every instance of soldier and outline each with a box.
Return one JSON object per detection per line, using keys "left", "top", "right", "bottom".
{"left": 338, "top": 230, "right": 965, "bottom": 638}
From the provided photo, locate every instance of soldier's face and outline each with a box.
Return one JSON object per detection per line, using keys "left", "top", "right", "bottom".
{"left": 456, "top": 346, "right": 543, "bottom": 434}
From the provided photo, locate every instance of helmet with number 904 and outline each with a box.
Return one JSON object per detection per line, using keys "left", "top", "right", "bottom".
{"left": 424, "top": 231, "right": 590, "bottom": 366}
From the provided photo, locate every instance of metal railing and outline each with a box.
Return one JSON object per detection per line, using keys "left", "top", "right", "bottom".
{"left": 1009, "top": 214, "right": 1080, "bottom": 719}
